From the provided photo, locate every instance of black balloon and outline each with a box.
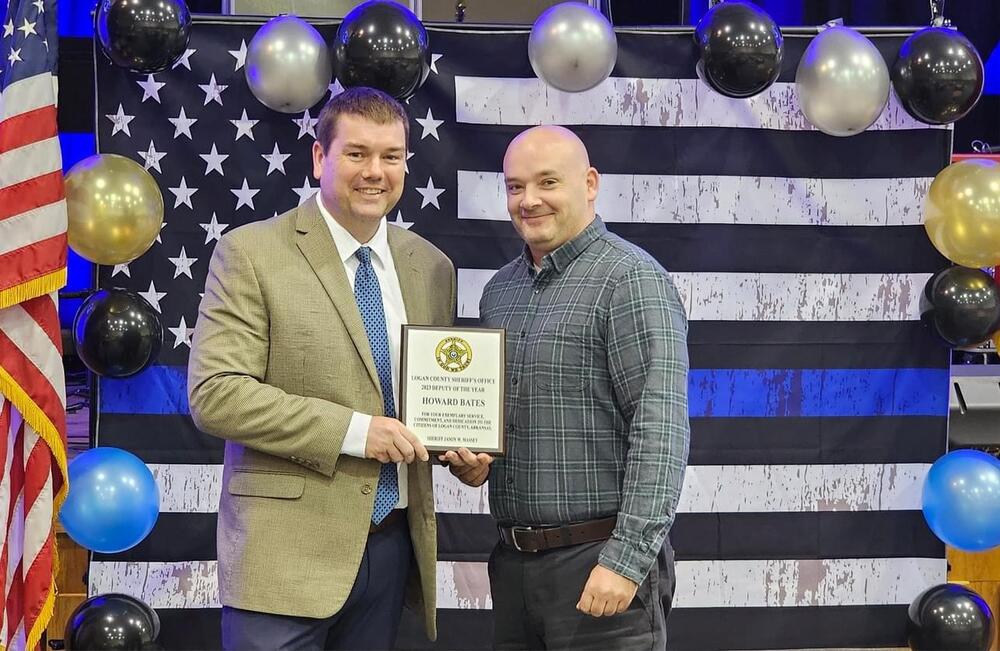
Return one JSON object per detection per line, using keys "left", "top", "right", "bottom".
{"left": 334, "top": 0, "right": 430, "bottom": 100}
{"left": 893, "top": 26, "right": 984, "bottom": 125}
{"left": 73, "top": 289, "right": 163, "bottom": 378}
{"left": 694, "top": 0, "right": 783, "bottom": 99}
{"left": 908, "top": 583, "right": 994, "bottom": 651}
{"left": 96, "top": 0, "right": 191, "bottom": 73}
{"left": 65, "top": 593, "right": 159, "bottom": 650}
{"left": 920, "top": 267, "right": 1000, "bottom": 348}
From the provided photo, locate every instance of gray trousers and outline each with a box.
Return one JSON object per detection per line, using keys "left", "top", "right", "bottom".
{"left": 488, "top": 538, "right": 675, "bottom": 650}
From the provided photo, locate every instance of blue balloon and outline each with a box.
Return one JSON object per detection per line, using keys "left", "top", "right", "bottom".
{"left": 59, "top": 447, "right": 159, "bottom": 553}
{"left": 922, "top": 450, "right": 1000, "bottom": 551}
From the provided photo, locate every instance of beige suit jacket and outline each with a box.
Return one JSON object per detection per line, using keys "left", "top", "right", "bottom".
{"left": 188, "top": 199, "right": 455, "bottom": 640}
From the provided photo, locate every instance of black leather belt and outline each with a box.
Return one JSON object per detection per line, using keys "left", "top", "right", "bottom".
{"left": 370, "top": 508, "right": 406, "bottom": 535}
{"left": 498, "top": 516, "right": 617, "bottom": 553}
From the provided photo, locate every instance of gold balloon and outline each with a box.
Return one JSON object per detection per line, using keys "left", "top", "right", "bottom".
{"left": 925, "top": 158, "right": 1000, "bottom": 269}
{"left": 66, "top": 154, "right": 164, "bottom": 265}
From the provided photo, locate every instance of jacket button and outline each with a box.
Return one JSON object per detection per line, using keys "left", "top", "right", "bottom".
{"left": 361, "top": 484, "right": 373, "bottom": 495}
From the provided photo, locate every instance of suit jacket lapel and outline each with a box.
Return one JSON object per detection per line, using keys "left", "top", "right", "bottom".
{"left": 294, "top": 201, "right": 381, "bottom": 393}
{"left": 388, "top": 226, "right": 427, "bottom": 325}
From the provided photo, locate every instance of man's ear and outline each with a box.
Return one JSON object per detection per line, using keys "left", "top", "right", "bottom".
{"left": 311, "top": 140, "right": 325, "bottom": 181}
{"left": 586, "top": 167, "right": 600, "bottom": 201}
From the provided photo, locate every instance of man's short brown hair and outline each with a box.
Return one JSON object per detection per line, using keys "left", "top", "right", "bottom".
{"left": 316, "top": 87, "right": 410, "bottom": 153}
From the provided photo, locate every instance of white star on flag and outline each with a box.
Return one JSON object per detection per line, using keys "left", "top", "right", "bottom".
{"left": 7, "top": 47, "right": 22, "bottom": 66}
{"left": 228, "top": 39, "right": 247, "bottom": 71}
{"left": 168, "top": 247, "right": 198, "bottom": 279}
{"left": 111, "top": 263, "right": 130, "bottom": 278}
{"left": 199, "top": 73, "right": 228, "bottom": 106}
{"left": 106, "top": 103, "right": 135, "bottom": 137}
{"left": 138, "top": 140, "right": 167, "bottom": 173}
{"left": 172, "top": 48, "right": 196, "bottom": 70}
{"left": 156, "top": 221, "right": 167, "bottom": 244}
{"left": 169, "top": 316, "right": 193, "bottom": 349}
{"left": 138, "top": 281, "right": 167, "bottom": 313}
{"left": 415, "top": 108, "right": 443, "bottom": 141}
{"left": 405, "top": 151, "right": 414, "bottom": 173}
{"left": 294, "top": 110, "right": 318, "bottom": 140}
{"left": 199, "top": 213, "right": 229, "bottom": 244}
{"left": 231, "top": 178, "right": 260, "bottom": 210}
{"left": 136, "top": 74, "right": 165, "bottom": 103}
{"left": 231, "top": 109, "right": 259, "bottom": 141}
{"left": 261, "top": 143, "right": 291, "bottom": 175}
{"left": 416, "top": 176, "right": 445, "bottom": 209}
{"left": 2, "top": 20, "right": 13, "bottom": 37}
{"left": 391, "top": 210, "right": 413, "bottom": 230}
{"left": 293, "top": 177, "right": 318, "bottom": 205}
{"left": 199, "top": 143, "right": 228, "bottom": 176}
{"left": 32, "top": 0, "right": 44, "bottom": 13}
{"left": 168, "top": 107, "right": 197, "bottom": 139}
{"left": 328, "top": 79, "right": 345, "bottom": 98}
{"left": 430, "top": 53, "right": 443, "bottom": 74}
{"left": 168, "top": 177, "right": 198, "bottom": 209}
{"left": 17, "top": 18, "right": 37, "bottom": 37}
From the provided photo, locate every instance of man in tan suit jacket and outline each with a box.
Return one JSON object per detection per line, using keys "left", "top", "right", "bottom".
{"left": 188, "top": 88, "right": 454, "bottom": 650}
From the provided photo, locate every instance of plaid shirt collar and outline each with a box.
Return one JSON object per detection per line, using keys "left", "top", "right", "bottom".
{"left": 521, "top": 216, "right": 607, "bottom": 276}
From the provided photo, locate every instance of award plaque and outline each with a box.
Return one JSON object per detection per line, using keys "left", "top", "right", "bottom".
{"left": 399, "top": 325, "right": 506, "bottom": 455}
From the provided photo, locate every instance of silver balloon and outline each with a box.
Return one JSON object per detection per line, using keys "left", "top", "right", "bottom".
{"left": 528, "top": 2, "right": 617, "bottom": 93}
{"left": 246, "top": 15, "right": 333, "bottom": 113}
{"left": 795, "top": 26, "right": 890, "bottom": 137}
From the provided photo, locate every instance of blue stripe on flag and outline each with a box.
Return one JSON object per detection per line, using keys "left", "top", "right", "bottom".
{"left": 100, "top": 366, "right": 189, "bottom": 414}
{"left": 105, "top": 366, "right": 949, "bottom": 417}
{"left": 689, "top": 368, "right": 949, "bottom": 417}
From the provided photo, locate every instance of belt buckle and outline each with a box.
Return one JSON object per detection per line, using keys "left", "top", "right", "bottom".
{"left": 510, "top": 525, "right": 536, "bottom": 553}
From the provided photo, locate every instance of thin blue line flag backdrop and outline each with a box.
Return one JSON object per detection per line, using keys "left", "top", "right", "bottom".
{"left": 90, "top": 20, "right": 951, "bottom": 650}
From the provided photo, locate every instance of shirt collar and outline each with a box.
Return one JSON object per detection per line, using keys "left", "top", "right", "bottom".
{"left": 315, "top": 194, "right": 390, "bottom": 267}
{"left": 521, "top": 216, "right": 606, "bottom": 275}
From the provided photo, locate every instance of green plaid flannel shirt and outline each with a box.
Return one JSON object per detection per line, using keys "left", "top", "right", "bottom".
{"left": 480, "top": 217, "right": 690, "bottom": 583}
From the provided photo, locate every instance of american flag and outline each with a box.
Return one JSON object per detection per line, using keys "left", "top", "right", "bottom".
{"left": 0, "top": 0, "right": 69, "bottom": 648}
{"left": 90, "top": 19, "right": 952, "bottom": 650}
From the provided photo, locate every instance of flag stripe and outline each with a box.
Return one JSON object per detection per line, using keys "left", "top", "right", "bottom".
{"left": 689, "top": 415, "right": 945, "bottom": 466}
{"left": 454, "top": 77, "right": 943, "bottom": 132}
{"left": 98, "top": 365, "right": 946, "bottom": 417}
{"left": 87, "top": 557, "right": 945, "bottom": 610}
{"left": 0, "top": 332, "right": 64, "bottom": 435}
{"left": 0, "top": 234, "right": 69, "bottom": 294}
{"left": 689, "top": 368, "right": 947, "bottom": 417}
{"left": 0, "top": 105, "right": 58, "bottom": 154}
{"left": 17, "top": 291, "right": 61, "bottom": 352}
{"left": 0, "top": 136, "right": 62, "bottom": 189}
{"left": 91, "top": 508, "right": 942, "bottom": 564}
{"left": 0, "top": 170, "right": 65, "bottom": 222}
{"left": 0, "top": 201, "right": 68, "bottom": 258}
{"left": 0, "top": 303, "right": 66, "bottom": 406}
{"left": 434, "top": 124, "right": 950, "bottom": 179}
{"left": 145, "top": 605, "right": 921, "bottom": 651}
{"left": 457, "top": 270, "right": 931, "bottom": 321}
{"left": 95, "top": 412, "right": 947, "bottom": 467}
{"left": 457, "top": 171, "right": 934, "bottom": 226}
{"left": 137, "top": 461, "right": 933, "bottom": 515}
{"left": 0, "top": 73, "right": 55, "bottom": 122}
{"left": 439, "top": 221, "right": 948, "bottom": 274}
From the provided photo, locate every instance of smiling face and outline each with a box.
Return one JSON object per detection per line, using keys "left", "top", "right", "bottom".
{"left": 312, "top": 113, "right": 407, "bottom": 241}
{"left": 502, "top": 126, "right": 599, "bottom": 265}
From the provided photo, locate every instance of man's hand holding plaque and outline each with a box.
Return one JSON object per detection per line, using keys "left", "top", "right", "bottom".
{"left": 438, "top": 448, "right": 494, "bottom": 487}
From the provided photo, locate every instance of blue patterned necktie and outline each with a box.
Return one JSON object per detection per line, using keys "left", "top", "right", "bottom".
{"left": 354, "top": 246, "right": 399, "bottom": 525}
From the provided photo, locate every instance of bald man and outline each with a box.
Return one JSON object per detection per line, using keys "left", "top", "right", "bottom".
{"left": 441, "top": 126, "right": 690, "bottom": 649}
